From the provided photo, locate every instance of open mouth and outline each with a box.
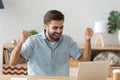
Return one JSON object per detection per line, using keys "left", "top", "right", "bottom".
{"left": 53, "top": 33, "right": 61, "bottom": 37}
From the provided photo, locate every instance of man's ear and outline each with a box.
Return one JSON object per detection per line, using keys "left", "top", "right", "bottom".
{"left": 43, "top": 24, "right": 48, "bottom": 30}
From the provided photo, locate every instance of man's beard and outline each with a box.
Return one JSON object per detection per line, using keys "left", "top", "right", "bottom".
{"left": 48, "top": 32, "right": 62, "bottom": 41}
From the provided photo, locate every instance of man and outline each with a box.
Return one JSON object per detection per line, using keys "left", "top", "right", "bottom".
{"left": 10, "top": 10, "right": 93, "bottom": 76}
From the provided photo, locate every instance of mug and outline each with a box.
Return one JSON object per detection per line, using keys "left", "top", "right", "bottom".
{"left": 113, "top": 69, "right": 120, "bottom": 80}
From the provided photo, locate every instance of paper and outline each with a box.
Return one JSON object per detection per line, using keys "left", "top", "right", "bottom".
{"left": 10, "top": 77, "right": 28, "bottom": 80}
{"left": 39, "top": 79, "right": 57, "bottom": 80}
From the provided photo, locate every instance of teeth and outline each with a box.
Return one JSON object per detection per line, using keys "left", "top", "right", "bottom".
{"left": 54, "top": 34, "right": 59, "bottom": 36}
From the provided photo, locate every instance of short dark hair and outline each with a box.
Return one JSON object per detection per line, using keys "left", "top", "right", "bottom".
{"left": 44, "top": 10, "right": 64, "bottom": 24}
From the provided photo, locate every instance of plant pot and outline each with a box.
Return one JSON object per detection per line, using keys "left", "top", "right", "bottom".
{"left": 118, "top": 30, "right": 120, "bottom": 46}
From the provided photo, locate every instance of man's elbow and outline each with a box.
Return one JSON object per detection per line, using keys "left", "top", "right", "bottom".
{"left": 78, "top": 55, "right": 91, "bottom": 61}
{"left": 10, "top": 62, "right": 15, "bottom": 66}
{"left": 9, "top": 60, "right": 17, "bottom": 66}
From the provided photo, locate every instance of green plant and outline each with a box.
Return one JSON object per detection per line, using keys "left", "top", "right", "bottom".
{"left": 29, "top": 30, "right": 38, "bottom": 36}
{"left": 108, "top": 10, "right": 120, "bottom": 34}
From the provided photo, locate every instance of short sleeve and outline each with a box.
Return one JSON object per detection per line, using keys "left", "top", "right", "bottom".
{"left": 21, "top": 37, "right": 33, "bottom": 61}
{"left": 69, "top": 42, "right": 83, "bottom": 60}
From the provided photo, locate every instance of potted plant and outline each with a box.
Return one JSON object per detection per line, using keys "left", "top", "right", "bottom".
{"left": 107, "top": 10, "right": 120, "bottom": 34}
{"left": 107, "top": 10, "right": 120, "bottom": 45}
{"left": 29, "top": 30, "right": 38, "bottom": 36}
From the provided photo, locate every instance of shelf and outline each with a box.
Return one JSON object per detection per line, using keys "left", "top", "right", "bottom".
{"left": 3, "top": 42, "right": 17, "bottom": 49}
{"left": 2, "top": 42, "right": 27, "bottom": 75}
{"left": 3, "top": 43, "right": 120, "bottom": 77}
{"left": 79, "top": 45, "right": 120, "bottom": 50}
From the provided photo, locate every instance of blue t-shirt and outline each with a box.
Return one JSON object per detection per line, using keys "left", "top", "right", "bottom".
{"left": 21, "top": 30, "right": 83, "bottom": 76}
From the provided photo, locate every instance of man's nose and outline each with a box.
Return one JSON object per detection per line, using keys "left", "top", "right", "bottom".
{"left": 56, "top": 29, "right": 62, "bottom": 33}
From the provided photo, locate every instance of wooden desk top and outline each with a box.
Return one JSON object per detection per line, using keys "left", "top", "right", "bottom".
{"left": 0, "top": 75, "right": 113, "bottom": 80}
{"left": 0, "top": 75, "right": 76, "bottom": 80}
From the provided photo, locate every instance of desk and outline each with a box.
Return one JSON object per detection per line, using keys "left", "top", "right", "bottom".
{"left": 0, "top": 75, "right": 75, "bottom": 80}
{"left": 0, "top": 75, "right": 113, "bottom": 80}
{"left": 107, "top": 78, "right": 113, "bottom": 80}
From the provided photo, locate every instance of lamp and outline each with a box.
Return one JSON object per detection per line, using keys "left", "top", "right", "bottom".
{"left": 94, "top": 20, "right": 107, "bottom": 47}
{"left": 0, "top": 0, "right": 4, "bottom": 9}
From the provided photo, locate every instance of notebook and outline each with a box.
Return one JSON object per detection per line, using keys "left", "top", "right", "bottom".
{"left": 76, "top": 61, "right": 109, "bottom": 80}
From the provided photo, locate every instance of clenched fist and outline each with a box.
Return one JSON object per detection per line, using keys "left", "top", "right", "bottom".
{"left": 19, "top": 30, "right": 30, "bottom": 43}
{"left": 85, "top": 27, "right": 93, "bottom": 41}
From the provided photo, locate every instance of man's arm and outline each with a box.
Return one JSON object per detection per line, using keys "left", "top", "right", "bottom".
{"left": 78, "top": 27, "right": 93, "bottom": 61}
{"left": 10, "top": 30, "right": 30, "bottom": 66}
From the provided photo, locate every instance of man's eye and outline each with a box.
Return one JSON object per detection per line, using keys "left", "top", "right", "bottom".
{"left": 60, "top": 27, "right": 63, "bottom": 29}
{"left": 53, "top": 27, "right": 57, "bottom": 29}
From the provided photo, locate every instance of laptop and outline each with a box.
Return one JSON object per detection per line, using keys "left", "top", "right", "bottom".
{"left": 76, "top": 61, "right": 109, "bottom": 80}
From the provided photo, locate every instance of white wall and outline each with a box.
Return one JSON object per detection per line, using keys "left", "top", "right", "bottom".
{"left": 0, "top": 0, "right": 120, "bottom": 73}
